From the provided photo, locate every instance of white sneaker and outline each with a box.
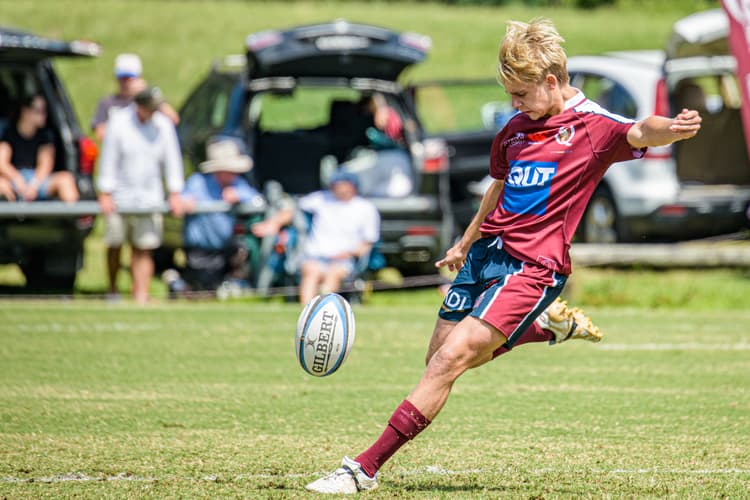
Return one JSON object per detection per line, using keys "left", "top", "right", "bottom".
{"left": 536, "top": 298, "right": 603, "bottom": 344}
{"left": 306, "top": 456, "right": 378, "bottom": 494}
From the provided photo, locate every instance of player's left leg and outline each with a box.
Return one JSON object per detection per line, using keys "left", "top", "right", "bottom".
{"left": 424, "top": 317, "right": 458, "bottom": 365}
{"left": 306, "top": 315, "right": 505, "bottom": 494}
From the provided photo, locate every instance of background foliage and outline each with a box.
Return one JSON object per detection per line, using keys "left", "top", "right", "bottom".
{"left": 0, "top": 0, "right": 724, "bottom": 132}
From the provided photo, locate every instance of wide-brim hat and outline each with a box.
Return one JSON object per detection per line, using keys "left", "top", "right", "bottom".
{"left": 199, "top": 139, "right": 253, "bottom": 174}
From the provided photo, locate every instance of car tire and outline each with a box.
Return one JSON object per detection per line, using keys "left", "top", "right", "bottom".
{"left": 153, "top": 247, "right": 176, "bottom": 275}
{"left": 580, "top": 185, "right": 631, "bottom": 243}
{"left": 21, "top": 251, "right": 77, "bottom": 294}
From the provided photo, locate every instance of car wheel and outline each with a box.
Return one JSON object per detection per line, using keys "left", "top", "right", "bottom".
{"left": 153, "top": 247, "right": 176, "bottom": 275}
{"left": 21, "top": 251, "right": 77, "bottom": 294}
{"left": 581, "top": 186, "right": 629, "bottom": 243}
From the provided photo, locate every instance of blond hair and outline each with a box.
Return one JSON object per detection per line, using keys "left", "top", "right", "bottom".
{"left": 498, "top": 18, "right": 569, "bottom": 86}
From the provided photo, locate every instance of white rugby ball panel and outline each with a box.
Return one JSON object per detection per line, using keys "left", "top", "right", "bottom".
{"left": 295, "top": 293, "right": 355, "bottom": 376}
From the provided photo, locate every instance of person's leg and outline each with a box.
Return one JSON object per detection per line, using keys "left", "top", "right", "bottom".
{"left": 45, "top": 171, "right": 79, "bottom": 202}
{"left": 407, "top": 316, "right": 504, "bottom": 419}
{"left": 425, "top": 317, "right": 458, "bottom": 366}
{"left": 225, "top": 240, "right": 250, "bottom": 282}
{"left": 106, "top": 246, "right": 122, "bottom": 295}
{"left": 428, "top": 316, "right": 555, "bottom": 363}
{"left": 299, "top": 259, "right": 324, "bottom": 304}
{"left": 320, "top": 259, "right": 353, "bottom": 296}
{"left": 356, "top": 261, "right": 560, "bottom": 477}
{"left": 357, "top": 317, "right": 503, "bottom": 477}
{"left": 130, "top": 214, "right": 163, "bottom": 304}
{"left": 130, "top": 247, "right": 153, "bottom": 304}
{"left": 103, "top": 213, "right": 126, "bottom": 296}
{"left": 0, "top": 177, "right": 16, "bottom": 201}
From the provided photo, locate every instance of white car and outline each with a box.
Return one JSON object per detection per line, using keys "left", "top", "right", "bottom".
{"left": 566, "top": 8, "right": 750, "bottom": 242}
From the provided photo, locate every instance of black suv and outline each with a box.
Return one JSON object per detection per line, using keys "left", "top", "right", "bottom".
{"left": 176, "top": 21, "right": 453, "bottom": 274}
{"left": 0, "top": 27, "right": 100, "bottom": 291}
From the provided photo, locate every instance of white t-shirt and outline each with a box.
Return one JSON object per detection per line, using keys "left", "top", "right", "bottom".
{"left": 298, "top": 191, "right": 380, "bottom": 258}
{"left": 97, "top": 105, "right": 184, "bottom": 209}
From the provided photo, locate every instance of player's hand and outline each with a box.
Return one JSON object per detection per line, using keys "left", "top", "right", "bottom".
{"left": 435, "top": 242, "right": 468, "bottom": 272}
{"left": 670, "top": 108, "right": 702, "bottom": 140}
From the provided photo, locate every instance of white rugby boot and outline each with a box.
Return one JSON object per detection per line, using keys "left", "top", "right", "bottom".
{"left": 536, "top": 298, "right": 603, "bottom": 344}
{"left": 305, "top": 456, "right": 379, "bottom": 494}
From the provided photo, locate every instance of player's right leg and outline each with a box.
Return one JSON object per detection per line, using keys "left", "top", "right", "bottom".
{"left": 536, "top": 298, "right": 603, "bottom": 344}
{"left": 306, "top": 315, "right": 506, "bottom": 494}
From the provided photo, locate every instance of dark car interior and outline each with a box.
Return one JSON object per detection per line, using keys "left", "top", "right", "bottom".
{"left": 0, "top": 67, "right": 68, "bottom": 175}
{"left": 672, "top": 74, "right": 750, "bottom": 185}
{"left": 251, "top": 90, "right": 404, "bottom": 196}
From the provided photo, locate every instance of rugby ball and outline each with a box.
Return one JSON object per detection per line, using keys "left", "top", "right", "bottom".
{"left": 295, "top": 293, "right": 355, "bottom": 377}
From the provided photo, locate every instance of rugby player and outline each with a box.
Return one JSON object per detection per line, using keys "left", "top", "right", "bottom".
{"left": 306, "top": 18, "right": 702, "bottom": 494}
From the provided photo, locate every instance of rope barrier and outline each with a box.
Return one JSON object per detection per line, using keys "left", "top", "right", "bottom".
{"left": 0, "top": 272, "right": 451, "bottom": 302}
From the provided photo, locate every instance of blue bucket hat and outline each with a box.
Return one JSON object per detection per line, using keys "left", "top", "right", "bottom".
{"left": 329, "top": 171, "right": 359, "bottom": 191}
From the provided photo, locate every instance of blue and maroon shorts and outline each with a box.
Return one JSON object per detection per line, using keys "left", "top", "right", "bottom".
{"left": 438, "top": 236, "right": 567, "bottom": 348}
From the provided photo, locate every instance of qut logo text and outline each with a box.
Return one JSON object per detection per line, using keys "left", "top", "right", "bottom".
{"left": 507, "top": 161, "right": 557, "bottom": 187}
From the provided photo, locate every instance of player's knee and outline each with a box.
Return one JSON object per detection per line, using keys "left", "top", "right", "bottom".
{"left": 428, "top": 341, "right": 476, "bottom": 380}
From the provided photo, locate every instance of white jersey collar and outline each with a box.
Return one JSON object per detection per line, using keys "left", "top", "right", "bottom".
{"left": 564, "top": 88, "right": 586, "bottom": 110}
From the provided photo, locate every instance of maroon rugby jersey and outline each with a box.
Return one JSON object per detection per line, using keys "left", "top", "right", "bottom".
{"left": 479, "top": 91, "right": 645, "bottom": 274}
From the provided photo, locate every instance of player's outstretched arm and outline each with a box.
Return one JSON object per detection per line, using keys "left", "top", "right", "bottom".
{"left": 435, "top": 178, "right": 504, "bottom": 272}
{"left": 627, "top": 108, "right": 702, "bottom": 149}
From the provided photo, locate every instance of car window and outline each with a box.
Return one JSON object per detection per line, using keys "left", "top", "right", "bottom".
{"left": 255, "top": 87, "right": 360, "bottom": 132}
{"left": 673, "top": 74, "right": 740, "bottom": 114}
{"left": 0, "top": 67, "right": 41, "bottom": 120}
{"left": 180, "top": 77, "right": 232, "bottom": 131}
{"left": 571, "top": 73, "right": 638, "bottom": 119}
{"left": 414, "top": 81, "right": 512, "bottom": 134}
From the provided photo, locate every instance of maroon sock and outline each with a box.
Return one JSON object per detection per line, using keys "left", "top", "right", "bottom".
{"left": 492, "top": 322, "right": 553, "bottom": 358}
{"left": 355, "top": 399, "right": 431, "bottom": 477}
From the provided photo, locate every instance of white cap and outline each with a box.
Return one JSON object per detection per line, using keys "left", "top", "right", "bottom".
{"left": 114, "top": 53, "right": 142, "bottom": 78}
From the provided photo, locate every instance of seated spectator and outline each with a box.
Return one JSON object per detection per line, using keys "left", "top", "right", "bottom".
{"left": 252, "top": 171, "right": 380, "bottom": 304}
{"left": 0, "top": 94, "right": 78, "bottom": 202}
{"left": 171, "top": 139, "right": 264, "bottom": 293}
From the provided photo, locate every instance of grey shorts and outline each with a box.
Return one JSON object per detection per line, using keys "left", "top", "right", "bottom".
{"left": 104, "top": 213, "right": 163, "bottom": 250}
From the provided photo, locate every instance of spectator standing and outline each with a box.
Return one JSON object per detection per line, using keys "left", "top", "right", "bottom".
{"left": 91, "top": 53, "right": 179, "bottom": 142}
{"left": 252, "top": 171, "right": 380, "bottom": 304}
{"left": 0, "top": 94, "right": 78, "bottom": 202}
{"left": 174, "top": 139, "right": 264, "bottom": 292}
{"left": 97, "top": 87, "right": 184, "bottom": 304}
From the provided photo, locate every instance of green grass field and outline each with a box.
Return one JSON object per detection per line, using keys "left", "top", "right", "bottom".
{"left": 2, "top": 2, "right": 748, "bottom": 497}
{"left": 1, "top": 299, "right": 748, "bottom": 498}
